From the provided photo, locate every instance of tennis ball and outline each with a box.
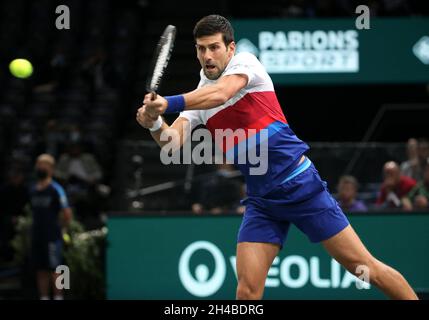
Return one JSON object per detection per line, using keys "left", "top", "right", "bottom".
{"left": 63, "top": 233, "right": 71, "bottom": 244}
{"left": 9, "top": 58, "right": 33, "bottom": 79}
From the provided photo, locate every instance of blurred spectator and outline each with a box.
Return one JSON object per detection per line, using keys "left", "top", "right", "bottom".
{"left": 400, "top": 138, "right": 429, "bottom": 182}
{"left": 376, "top": 161, "right": 416, "bottom": 209}
{"left": 403, "top": 161, "right": 429, "bottom": 210}
{"left": 33, "top": 44, "right": 71, "bottom": 94}
{"left": 191, "top": 164, "right": 243, "bottom": 214}
{"left": 55, "top": 143, "right": 103, "bottom": 185}
{"left": 416, "top": 138, "right": 429, "bottom": 179}
{"left": 67, "top": 124, "right": 83, "bottom": 144}
{"left": 400, "top": 138, "right": 419, "bottom": 181}
{"left": 336, "top": 175, "right": 367, "bottom": 212}
{"left": 29, "top": 154, "right": 72, "bottom": 300}
{"left": 280, "top": 0, "right": 315, "bottom": 17}
{"left": 0, "top": 167, "right": 29, "bottom": 262}
{"left": 81, "top": 46, "right": 119, "bottom": 97}
{"left": 55, "top": 143, "right": 104, "bottom": 222}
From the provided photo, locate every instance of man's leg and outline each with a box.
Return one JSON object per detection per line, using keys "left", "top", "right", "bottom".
{"left": 322, "top": 225, "right": 418, "bottom": 300}
{"left": 52, "top": 272, "right": 64, "bottom": 300}
{"left": 236, "top": 242, "right": 280, "bottom": 300}
{"left": 37, "top": 271, "right": 51, "bottom": 300}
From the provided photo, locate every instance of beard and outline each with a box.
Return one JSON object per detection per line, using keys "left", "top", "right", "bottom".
{"left": 203, "top": 64, "right": 224, "bottom": 80}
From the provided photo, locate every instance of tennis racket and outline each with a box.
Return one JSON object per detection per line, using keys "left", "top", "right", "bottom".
{"left": 146, "top": 25, "right": 177, "bottom": 100}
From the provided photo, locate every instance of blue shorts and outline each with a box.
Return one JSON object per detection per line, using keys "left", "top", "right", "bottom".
{"left": 238, "top": 157, "right": 350, "bottom": 246}
{"left": 31, "top": 239, "right": 63, "bottom": 271}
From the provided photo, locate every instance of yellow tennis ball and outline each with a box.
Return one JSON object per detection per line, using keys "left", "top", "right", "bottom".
{"left": 63, "top": 233, "right": 71, "bottom": 244}
{"left": 9, "top": 58, "right": 33, "bottom": 79}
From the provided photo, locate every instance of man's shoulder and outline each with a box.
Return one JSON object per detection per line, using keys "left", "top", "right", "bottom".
{"left": 232, "top": 52, "right": 259, "bottom": 63}
{"left": 50, "top": 180, "right": 66, "bottom": 196}
{"left": 227, "top": 52, "right": 262, "bottom": 70}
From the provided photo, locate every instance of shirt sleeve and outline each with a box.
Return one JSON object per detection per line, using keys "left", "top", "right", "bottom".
{"left": 222, "top": 52, "right": 262, "bottom": 88}
{"left": 53, "top": 183, "right": 70, "bottom": 209}
{"left": 178, "top": 110, "right": 203, "bottom": 131}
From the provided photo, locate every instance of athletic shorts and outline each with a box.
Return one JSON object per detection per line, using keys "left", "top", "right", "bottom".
{"left": 31, "top": 239, "right": 63, "bottom": 271}
{"left": 238, "top": 157, "right": 350, "bottom": 246}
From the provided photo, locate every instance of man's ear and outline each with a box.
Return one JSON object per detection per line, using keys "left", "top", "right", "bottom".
{"left": 228, "top": 41, "right": 235, "bottom": 52}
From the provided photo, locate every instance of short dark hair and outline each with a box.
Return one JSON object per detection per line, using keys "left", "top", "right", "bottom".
{"left": 193, "top": 15, "right": 234, "bottom": 46}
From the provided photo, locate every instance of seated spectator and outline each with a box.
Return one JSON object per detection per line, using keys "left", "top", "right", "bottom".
{"left": 400, "top": 138, "right": 429, "bottom": 181}
{"left": 417, "top": 138, "right": 429, "bottom": 179}
{"left": 55, "top": 142, "right": 103, "bottom": 185}
{"left": 400, "top": 138, "right": 419, "bottom": 181}
{"left": 336, "top": 175, "right": 367, "bottom": 212}
{"left": 376, "top": 161, "right": 417, "bottom": 209}
{"left": 55, "top": 143, "right": 103, "bottom": 222}
{"left": 403, "top": 161, "right": 429, "bottom": 210}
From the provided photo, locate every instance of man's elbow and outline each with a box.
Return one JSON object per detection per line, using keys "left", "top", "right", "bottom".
{"left": 211, "top": 89, "right": 229, "bottom": 106}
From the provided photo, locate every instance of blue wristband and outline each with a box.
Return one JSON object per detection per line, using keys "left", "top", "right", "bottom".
{"left": 165, "top": 95, "right": 185, "bottom": 113}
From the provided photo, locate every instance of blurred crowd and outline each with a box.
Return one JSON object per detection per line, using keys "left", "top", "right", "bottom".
{"left": 185, "top": 137, "right": 429, "bottom": 215}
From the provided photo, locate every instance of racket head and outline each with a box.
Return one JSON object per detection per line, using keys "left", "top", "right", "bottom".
{"left": 146, "top": 25, "right": 177, "bottom": 94}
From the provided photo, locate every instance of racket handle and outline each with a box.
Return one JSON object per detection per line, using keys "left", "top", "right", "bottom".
{"left": 151, "top": 91, "right": 157, "bottom": 100}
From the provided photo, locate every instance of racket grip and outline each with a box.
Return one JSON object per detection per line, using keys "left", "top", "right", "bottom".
{"left": 151, "top": 92, "right": 157, "bottom": 100}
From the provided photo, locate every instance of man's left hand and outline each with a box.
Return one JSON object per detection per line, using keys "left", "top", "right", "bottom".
{"left": 143, "top": 93, "right": 168, "bottom": 118}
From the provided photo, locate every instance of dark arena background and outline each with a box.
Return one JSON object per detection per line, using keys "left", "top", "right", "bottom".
{"left": 0, "top": 0, "right": 429, "bottom": 302}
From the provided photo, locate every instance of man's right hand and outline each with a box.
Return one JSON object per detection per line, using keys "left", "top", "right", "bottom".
{"left": 136, "top": 105, "right": 158, "bottom": 129}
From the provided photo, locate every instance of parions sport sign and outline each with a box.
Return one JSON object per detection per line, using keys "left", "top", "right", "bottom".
{"left": 237, "top": 30, "right": 359, "bottom": 73}
{"left": 232, "top": 18, "right": 429, "bottom": 84}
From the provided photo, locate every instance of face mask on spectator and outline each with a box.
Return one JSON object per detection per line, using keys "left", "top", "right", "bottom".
{"left": 36, "top": 169, "right": 49, "bottom": 180}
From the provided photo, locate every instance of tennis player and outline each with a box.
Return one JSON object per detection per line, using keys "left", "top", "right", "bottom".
{"left": 136, "top": 15, "right": 417, "bottom": 300}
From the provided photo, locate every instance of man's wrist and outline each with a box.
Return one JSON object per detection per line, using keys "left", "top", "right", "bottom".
{"left": 149, "top": 116, "right": 163, "bottom": 132}
{"left": 164, "top": 95, "right": 185, "bottom": 113}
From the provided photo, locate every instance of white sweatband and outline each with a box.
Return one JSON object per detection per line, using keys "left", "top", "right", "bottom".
{"left": 149, "top": 116, "right": 163, "bottom": 132}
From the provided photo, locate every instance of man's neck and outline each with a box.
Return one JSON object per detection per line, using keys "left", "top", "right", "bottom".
{"left": 37, "top": 178, "right": 52, "bottom": 189}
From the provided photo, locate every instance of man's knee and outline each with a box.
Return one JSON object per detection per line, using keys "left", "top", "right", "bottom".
{"left": 236, "top": 280, "right": 263, "bottom": 300}
{"left": 343, "top": 257, "right": 385, "bottom": 286}
{"left": 367, "top": 259, "right": 403, "bottom": 287}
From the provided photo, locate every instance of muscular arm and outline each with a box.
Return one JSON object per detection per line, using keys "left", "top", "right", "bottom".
{"left": 183, "top": 74, "right": 248, "bottom": 110}
{"left": 142, "top": 74, "right": 248, "bottom": 119}
{"left": 60, "top": 207, "right": 73, "bottom": 228}
{"left": 138, "top": 73, "right": 248, "bottom": 150}
{"left": 150, "top": 116, "right": 191, "bottom": 150}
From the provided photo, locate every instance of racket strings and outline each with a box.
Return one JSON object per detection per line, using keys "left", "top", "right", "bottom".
{"left": 150, "top": 32, "right": 174, "bottom": 90}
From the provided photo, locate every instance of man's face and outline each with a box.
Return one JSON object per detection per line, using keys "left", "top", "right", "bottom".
{"left": 195, "top": 33, "right": 235, "bottom": 80}
{"left": 383, "top": 166, "right": 400, "bottom": 187}
{"left": 35, "top": 161, "right": 53, "bottom": 178}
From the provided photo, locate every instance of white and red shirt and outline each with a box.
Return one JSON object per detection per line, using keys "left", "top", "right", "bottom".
{"left": 180, "top": 52, "right": 309, "bottom": 197}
